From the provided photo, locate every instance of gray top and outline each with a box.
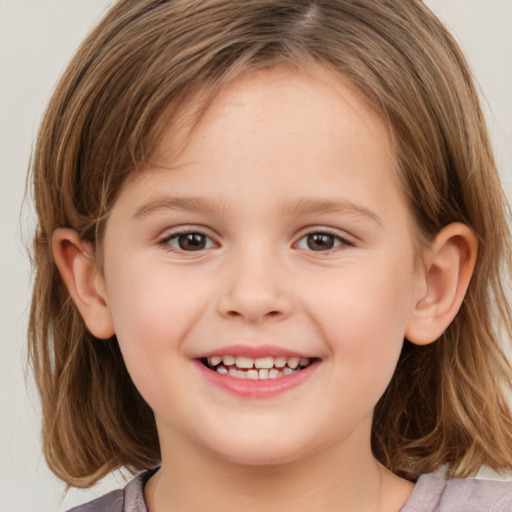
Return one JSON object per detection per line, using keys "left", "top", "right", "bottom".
{"left": 68, "top": 470, "right": 512, "bottom": 511}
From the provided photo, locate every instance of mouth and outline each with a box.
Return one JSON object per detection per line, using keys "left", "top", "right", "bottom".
{"left": 199, "top": 355, "right": 315, "bottom": 380}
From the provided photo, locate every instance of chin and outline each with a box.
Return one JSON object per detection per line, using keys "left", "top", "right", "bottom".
{"left": 203, "top": 429, "right": 316, "bottom": 467}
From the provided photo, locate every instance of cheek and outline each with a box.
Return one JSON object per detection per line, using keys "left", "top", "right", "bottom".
{"left": 107, "top": 255, "right": 192, "bottom": 332}
{"left": 302, "top": 263, "right": 413, "bottom": 368}
{"left": 103, "top": 261, "right": 201, "bottom": 374}
{"left": 103, "top": 272, "right": 192, "bottom": 410}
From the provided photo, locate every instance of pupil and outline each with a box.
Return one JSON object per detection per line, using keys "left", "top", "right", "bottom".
{"left": 179, "top": 233, "right": 205, "bottom": 250}
{"left": 307, "top": 233, "right": 334, "bottom": 250}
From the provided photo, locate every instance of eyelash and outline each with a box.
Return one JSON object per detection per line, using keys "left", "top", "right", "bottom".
{"left": 158, "top": 229, "right": 217, "bottom": 253}
{"left": 157, "top": 228, "right": 354, "bottom": 253}
{"left": 294, "top": 229, "right": 354, "bottom": 252}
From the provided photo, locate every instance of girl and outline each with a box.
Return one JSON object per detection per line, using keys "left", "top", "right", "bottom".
{"left": 28, "top": 1, "right": 512, "bottom": 510}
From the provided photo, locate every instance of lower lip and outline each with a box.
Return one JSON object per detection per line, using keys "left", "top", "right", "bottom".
{"left": 194, "top": 360, "right": 319, "bottom": 398}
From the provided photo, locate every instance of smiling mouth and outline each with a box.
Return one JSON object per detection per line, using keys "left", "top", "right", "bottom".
{"left": 200, "top": 355, "right": 314, "bottom": 380}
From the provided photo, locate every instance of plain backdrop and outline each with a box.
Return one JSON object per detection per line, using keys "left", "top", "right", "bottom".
{"left": 1, "top": 1, "right": 511, "bottom": 511}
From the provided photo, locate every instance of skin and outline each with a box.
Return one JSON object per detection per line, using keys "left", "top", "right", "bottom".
{"left": 54, "top": 66, "right": 478, "bottom": 511}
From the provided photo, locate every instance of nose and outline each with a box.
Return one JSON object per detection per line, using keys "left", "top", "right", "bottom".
{"left": 216, "top": 251, "right": 293, "bottom": 323}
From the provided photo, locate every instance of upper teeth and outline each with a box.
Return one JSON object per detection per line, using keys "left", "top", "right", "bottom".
{"left": 208, "top": 355, "right": 310, "bottom": 369}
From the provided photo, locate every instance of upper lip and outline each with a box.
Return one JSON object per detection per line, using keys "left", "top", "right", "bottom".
{"left": 193, "top": 344, "right": 317, "bottom": 359}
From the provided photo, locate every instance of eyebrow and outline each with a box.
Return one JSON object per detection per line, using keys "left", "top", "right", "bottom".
{"left": 133, "top": 195, "right": 382, "bottom": 226}
{"left": 282, "top": 197, "right": 382, "bottom": 226}
{"left": 133, "top": 196, "right": 225, "bottom": 219}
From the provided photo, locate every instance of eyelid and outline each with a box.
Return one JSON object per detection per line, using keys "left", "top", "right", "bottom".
{"left": 155, "top": 225, "right": 354, "bottom": 254}
{"left": 293, "top": 227, "right": 355, "bottom": 251}
{"left": 158, "top": 226, "right": 219, "bottom": 252}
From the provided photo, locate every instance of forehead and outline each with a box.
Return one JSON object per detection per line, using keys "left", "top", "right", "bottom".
{"left": 114, "top": 66, "right": 404, "bottom": 225}
{"left": 149, "top": 65, "right": 395, "bottom": 177}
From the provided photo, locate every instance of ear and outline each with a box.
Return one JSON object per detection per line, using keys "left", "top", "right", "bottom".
{"left": 405, "top": 223, "right": 478, "bottom": 346}
{"left": 52, "top": 228, "right": 115, "bottom": 339}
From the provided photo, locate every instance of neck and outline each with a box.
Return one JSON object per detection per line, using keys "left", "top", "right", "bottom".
{"left": 145, "top": 426, "right": 386, "bottom": 512}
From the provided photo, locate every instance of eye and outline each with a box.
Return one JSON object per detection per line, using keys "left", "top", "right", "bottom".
{"left": 295, "top": 231, "right": 352, "bottom": 252}
{"left": 160, "top": 231, "right": 217, "bottom": 252}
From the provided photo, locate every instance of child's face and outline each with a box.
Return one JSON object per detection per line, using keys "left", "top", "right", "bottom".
{"left": 98, "top": 67, "right": 425, "bottom": 466}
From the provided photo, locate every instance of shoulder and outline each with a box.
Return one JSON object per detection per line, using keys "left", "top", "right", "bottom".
{"left": 402, "top": 473, "right": 512, "bottom": 512}
{"left": 66, "top": 488, "right": 124, "bottom": 512}
{"left": 66, "top": 470, "right": 156, "bottom": 512}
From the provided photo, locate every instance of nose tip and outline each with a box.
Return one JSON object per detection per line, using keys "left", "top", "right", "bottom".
{"left": 216, "top": 262, "right": 292, "bottom": 322}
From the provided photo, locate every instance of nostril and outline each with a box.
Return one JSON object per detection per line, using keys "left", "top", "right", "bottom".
{"left": 226, "top": 309, "right": 280, "bottom": 319}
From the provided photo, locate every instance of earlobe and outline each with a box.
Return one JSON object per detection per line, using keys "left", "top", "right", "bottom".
{"left": 405, "top": 223, "right": 478, "bottom": 346}
{"left": 52, "top": 228, "right": 115, "bottom": 339}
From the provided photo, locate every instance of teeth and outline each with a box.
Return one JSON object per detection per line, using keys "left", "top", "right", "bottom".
{"left": 258, "top": 368, "right": 269, "bottom": 379}
{"left": 274, "top": 357, "right": 287, "bottom": 368}
{"left": 287, "top": 357, "right": 299, "bottom": 369}
{"left": 214, "top": 364, "right": 304, "bottom": 380}
{"left": 223, "top": 355, "right": 236, "bottom": 366}
{"left": 246, "top": 369, "right": 259, "bottom": 380}
{"left": 254, "top": 357, "right": 274, "bottom": 369}
{"left": 210, "top": 356, "right": 222, "bottom": 366}
{"left": 236, "top": 356, "right": 253, "bottom": 369}
{"left": 210, "top": 355, "right": 222, "bottom": 366}
{"left": 207, "top": 355, "right": 313, "bottom": 378}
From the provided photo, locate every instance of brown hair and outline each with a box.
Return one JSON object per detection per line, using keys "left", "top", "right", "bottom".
{"left": 28, "top": 0, "right": 512, "bottom": 487}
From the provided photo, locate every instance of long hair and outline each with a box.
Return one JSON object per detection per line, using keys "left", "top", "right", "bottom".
{"left": 28, "top": 0, "right": 512, "bottom": 487}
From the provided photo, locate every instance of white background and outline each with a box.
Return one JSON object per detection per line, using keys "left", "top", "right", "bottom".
{"left": 1, "top": 1, "right": 511, "bottom": 511}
